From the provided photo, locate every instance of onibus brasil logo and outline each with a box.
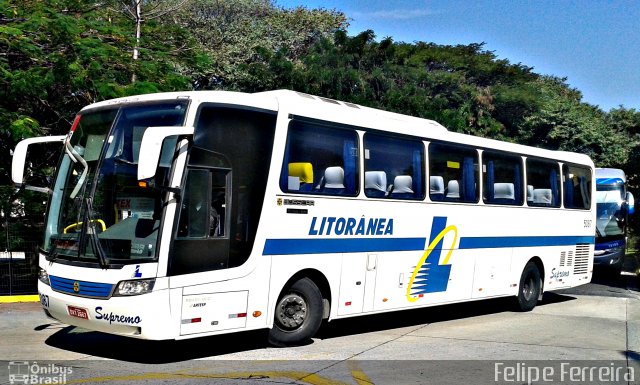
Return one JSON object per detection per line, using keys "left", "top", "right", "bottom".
{"left": 406, "top": 217, "right": 458, "bottom": 302}
{"left": 8, "top": 361, "right": 72, "bottom": 384}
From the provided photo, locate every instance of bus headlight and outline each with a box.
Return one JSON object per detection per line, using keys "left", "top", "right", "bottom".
{"left": 38, "top": 268, "right": 50, "bottom": 286}
{"left": 114, "top": 279, "right": 155, "bottom": 296}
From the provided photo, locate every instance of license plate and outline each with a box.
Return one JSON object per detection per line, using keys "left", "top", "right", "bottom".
{"left": 67, "top": 306, "right": 88, "bottom": 320}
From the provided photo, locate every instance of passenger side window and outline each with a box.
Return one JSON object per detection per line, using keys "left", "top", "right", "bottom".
{"left": 563, "top": 164, "right": 592, "bottom": 210}
{"left": 526, "top": 159, "right": 561, "bottom": 207}
{"left": 280, "top": 120, "right": 359, "bottom": 196}
{"left": 177, "top": 168, "right": 228, "bottom": 239}
{"left": 429, "top": 143, "right": 479, "bottom": 203}
{"left": 178, "top": 169, "right": 210, "bottom": 238}
{"left": 482, "top": 151, "right": 523, "bottom": 205}
{"left": 363, "top": 133, "right": 424, "bottom": 200}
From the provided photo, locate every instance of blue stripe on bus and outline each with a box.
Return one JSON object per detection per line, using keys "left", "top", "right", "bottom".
{"left": 262, "top": 238, "right": 426, "bottom": 255}
{"left": 262, "top": 235, "right": 594, "bottom": 255}
{"left": 458, "top": 236, "right": 594, "bottom": 249}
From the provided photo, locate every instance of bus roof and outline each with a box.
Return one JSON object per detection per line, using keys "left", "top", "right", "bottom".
{"left": 81, "top": 89, "right": 594, "bottom": 167}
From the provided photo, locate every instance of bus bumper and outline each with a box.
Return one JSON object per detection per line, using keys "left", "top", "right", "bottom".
{"left": 593, "top": 247, "right": 624, "bottom": 269}
{"left": 37, "top": 281, "right": 174, "bottom": 340}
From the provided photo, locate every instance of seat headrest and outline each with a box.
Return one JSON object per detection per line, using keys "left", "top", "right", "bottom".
{"left": 365, "top": 171, "right": 387, "bottom": 192}
{"left": 324, "top": 166, "right": 345, "bottom": 188}
{"left": 533, "top": 188, "right": 552, "bottom": 204}
{"left": 446, "top": 180, "right": 460, "bottom": 198}
{"left": 393, "top": 175, "right": 413, "bottom": 193}
{"left": 288, "top": 162, "right": 314, "bottom": 184}
{"left": 494, "top": 183, "right": 515, "bottom": 200}
{"left": 430, "top": 176, "right": 444, "bottom": 194}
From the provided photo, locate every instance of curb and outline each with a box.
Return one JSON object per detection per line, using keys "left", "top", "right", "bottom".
{"left": 0, "top": 295, "right": 40, "bottom": 303}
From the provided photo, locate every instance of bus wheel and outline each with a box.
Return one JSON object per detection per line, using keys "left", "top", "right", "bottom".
{"left": 268, "top": 277, "right": 323, "bottom": 347}
{"left": 516, "top": 261, "right": 541, "bottom": 312}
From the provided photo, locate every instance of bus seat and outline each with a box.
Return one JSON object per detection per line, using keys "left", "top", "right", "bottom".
{"left": 365, "top": 171, "right": 387, "bottom": 198}
{"left": 321, "top": 166, "right": 345, "bottom": 194}
{"left": 533, "top": 188, "right": 552, "bottom": 205}
{"left": 527, "top": 185, "right": 534, "bottom": 202}
{"left": 492, "top": 182, "right": 515, "bottom": 204}
{"left": 390, "top": 175, "right": 414, "bottom": 198}
{"left": 288, "top": 162, "right": 314, "bottom": 191}
{"left": 446, "top": 180, "right": 460, "bottom": 199}
{"left": 430, "top": 176, "right": 445, "bottom": 201}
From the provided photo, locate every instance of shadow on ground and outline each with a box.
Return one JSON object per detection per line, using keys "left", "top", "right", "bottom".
{"left": 557, "top": 253, "right": 639, "bottom": 298}
{"left": 317, "top": 292, "right": 574, "bottom": 341}
{"left": 45, "top": 326, "right": 270, "bottom": 364}
{"left": 44, "top": 292, "right": 576, "bottom": 364}
{"left": 592, "top": 268, "right": 639, "bottom": 291}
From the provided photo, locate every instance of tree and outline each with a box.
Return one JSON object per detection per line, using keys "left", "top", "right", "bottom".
{"left": 172, "top": 0, "right": 347, "bottom": 90}
{"left": 0, "top": 0, "right": 203, "bottom": 242}
{"left": 2, "top": 0, "right": 638, "bottom": 251}
{"left": 518, "top": 76, "right": 630, "bottom": 167}
{"left": 109, "top": 0, "right": 189, "bottom": 82}
{"left": 606, "top": 107, "right": 640, "bottom": 189}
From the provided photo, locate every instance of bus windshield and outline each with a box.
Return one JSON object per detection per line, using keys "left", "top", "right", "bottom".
{"left": 595, "top": 184, "right": 625, "bottom": 239}
{"left": 44, "top": 101, "right": 188, "bottom": 266}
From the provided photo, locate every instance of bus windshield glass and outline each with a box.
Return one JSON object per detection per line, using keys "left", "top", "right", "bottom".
{"left": 595, "top": 184, "right": 625, "bottom": 239}
{"left": 43, "top": 101, "right": 188, "bottom": 265}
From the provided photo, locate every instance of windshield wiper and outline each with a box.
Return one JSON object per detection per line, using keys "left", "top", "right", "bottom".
{"left": 84, "top": 197, "right": 109, "bottom": 268}
{"left": 39, "top": 247, "right": 58, "bottom": 263}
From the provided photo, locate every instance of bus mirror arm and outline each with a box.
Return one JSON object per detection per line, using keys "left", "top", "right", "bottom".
{"left": 137, "top": 126, "right": 195, "bottom": 180}
{"left": 141, "top": 178, "right": 182, "bottom": 199}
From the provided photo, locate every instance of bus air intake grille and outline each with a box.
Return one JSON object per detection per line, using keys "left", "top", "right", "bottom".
{"left": 49, "top": 276, "right": 114, "bottom": 298}
{"left": 573, "top": 244, "right": 590, "bottom": 274}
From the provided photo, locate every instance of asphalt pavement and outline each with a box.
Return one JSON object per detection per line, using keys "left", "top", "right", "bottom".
{"left": 0, "top": 255, "right": 638, "bottom": 384}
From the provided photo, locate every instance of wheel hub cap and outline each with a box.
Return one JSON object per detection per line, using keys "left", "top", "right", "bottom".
{"left": 276, "top": 294, "right": 307, "bottom": 330}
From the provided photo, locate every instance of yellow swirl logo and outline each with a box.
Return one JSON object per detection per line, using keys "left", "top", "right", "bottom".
{"left": 406, "top": 219, "right": 458, "bottom": 302}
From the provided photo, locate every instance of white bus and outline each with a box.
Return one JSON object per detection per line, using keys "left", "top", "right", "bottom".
{"left": 12, "top": 90, "right": 595, "bottom": 346}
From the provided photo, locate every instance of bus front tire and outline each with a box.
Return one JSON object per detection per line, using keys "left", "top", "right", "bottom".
{"left": 515, "top": 261, "right": 541, "bottom": 312}
{"left": 268, "top": 277, "right": 323, "bottom": 347}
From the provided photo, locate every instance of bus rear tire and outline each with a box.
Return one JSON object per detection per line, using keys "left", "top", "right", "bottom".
{"left": 268, "top": 277, "right": 323, "bottom": 347}
{"left": 515, "top": 261, "right": 541, "bottom": 312}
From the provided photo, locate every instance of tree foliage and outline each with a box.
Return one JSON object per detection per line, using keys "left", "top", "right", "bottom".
{"left": 2, "top": 0, "right": 640, "bottom": 244}
{"left": 171, "top": 0, "right": 346, "bottom": 90}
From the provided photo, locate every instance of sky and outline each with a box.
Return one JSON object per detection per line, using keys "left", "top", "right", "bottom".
{"left": 277, "top": 0, "right": 639, "bottom": 112}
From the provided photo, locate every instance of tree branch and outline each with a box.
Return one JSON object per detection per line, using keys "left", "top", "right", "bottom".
{"left": 145, "top": 0, "right": 190, "bottom": 20}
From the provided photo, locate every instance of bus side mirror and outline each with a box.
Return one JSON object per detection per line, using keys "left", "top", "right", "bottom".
{"left": 137, "top": 126, "right": 194, "bottom": 180}
{"left": 627, "top": 192, "right": 635, "bottom": 215}
{"left": 12, "top": 135, "right": 66, "bottom": 191}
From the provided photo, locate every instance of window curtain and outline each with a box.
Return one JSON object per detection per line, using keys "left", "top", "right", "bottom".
{"left": 579, "top": 176, "right": 589, "bottom": 208}
{"left": 463, "top": 157, "right": 476, "bottom": 201}
{"left": 564, "top": 177, "right": 574, "bottom": 208}
{"left": 280, "top": 135, "right": 292, "bottom": 191}
{"left": 514, "top": 163, "right": 522, "bottom": 203}
{"left": 550, "top": 168, "right": 559, "bottom": 206}
{"left": 343, "top": 138, "right": 357, "bottom": 194}
{"left": 486, "top": 160, "right": 495, "bottom": 202}
{"left": 412, "top": 149, "right": 423, "bottom": 198}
